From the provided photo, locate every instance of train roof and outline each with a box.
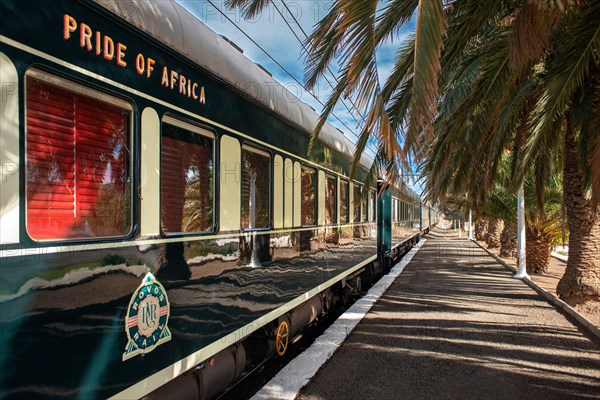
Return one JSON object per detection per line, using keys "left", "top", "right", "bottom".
{"left": 94, "top": 0, "right": 373, "bottom": 171}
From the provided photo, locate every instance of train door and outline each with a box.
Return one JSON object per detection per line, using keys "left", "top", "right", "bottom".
{"left": 376, "top": 182, "right": 392, "bottom": 265}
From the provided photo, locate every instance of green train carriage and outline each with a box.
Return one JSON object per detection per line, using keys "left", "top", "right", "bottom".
{"left": 0, "top": 1, "right": 435, "bottom": 398}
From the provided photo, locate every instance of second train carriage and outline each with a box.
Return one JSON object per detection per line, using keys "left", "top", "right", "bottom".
{"left": 0, "top": 0, "right": 437, "bottom": 398}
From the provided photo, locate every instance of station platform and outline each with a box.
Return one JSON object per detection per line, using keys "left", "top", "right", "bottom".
{"left": 252, "top": 226, "right": 600, "bottom": 400}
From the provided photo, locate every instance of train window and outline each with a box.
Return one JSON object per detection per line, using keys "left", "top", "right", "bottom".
{"left": 284, "top": 158, "right": 294, "bottom": 227}
{"left": 353, "top": 184, "right": 362, "bottom": 222}
{"left": 398, "top": 200, "right": 401, "bottom": 222}
{"left": 340, "top": 179, "right": 349, "bottom": 223}
{"left": 25, "top": 70, "right": 132, "bottom": 241}
{"left": 370, "top": 189, "right": 377, "bottom": 222}
{"left": 161, "top": 117, "right": 214, "bottom": 234}
{"left": 241, "top": 145, "right": 270, "bottom": 229}
{"left": 361, "top": 191, "right": 368, "bottom": 222}
{"left": 325, "top": 174, "right": 337, "bottom": 224}
{"left": 273, "top": 155, "right": 284, "bottom": 228}
{"left": 400, "top": 201, "right": 404, "bottom": 221}
{"left": 301, "top": 167, "right": 316, "bottom": 225}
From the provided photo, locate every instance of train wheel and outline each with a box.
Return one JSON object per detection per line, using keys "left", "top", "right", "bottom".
{"left": 275, "top": 320, "right": 290, "bottom": 356}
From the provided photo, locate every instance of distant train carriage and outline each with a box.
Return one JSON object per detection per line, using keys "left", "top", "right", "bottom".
{"left": 0, "top": 1, "right": 435, "bottom": 399}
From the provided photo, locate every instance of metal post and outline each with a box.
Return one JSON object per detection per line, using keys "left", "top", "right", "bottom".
{"left": 419, "top": 202, "right": 423, "bottom": 233}
{"left": 468, "top": 209, "right": 473, "bottom": 240}
{"left": 514, "top": 184, "right": 528, "bottom": 278}
{"left": 458, "top": 219, "right": 461, "bottom": 238}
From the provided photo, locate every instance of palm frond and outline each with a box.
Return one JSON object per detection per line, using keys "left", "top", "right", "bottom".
{"left": 522, "top": 1, "right": 600, "bottom": 179}
{"left": 407, "top": 0, "right": 445, "bottom": 153}
{"left": 442, "top": 0, "right": 510, "bottom": 69}
{"left": 375, "top": 0, "right": 419, "bottom": 41}
{"left": 508, "top": 2, "right": 559, "bottom": 72}
{"left": 224, "top": 0, "right": 271, "bottom": 19}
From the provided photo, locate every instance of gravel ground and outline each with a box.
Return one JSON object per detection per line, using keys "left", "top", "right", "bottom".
{"left": 297, "top": 227, "right": 600, "bottom": 400}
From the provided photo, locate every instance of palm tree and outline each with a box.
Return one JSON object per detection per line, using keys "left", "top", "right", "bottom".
{"left": 487, "top": 188, "right": 518, "bottom": 258}
{"left": 523, "top": 175, "right": 563, "bottom": 274}
{"left": 500, "top": 223, "right": 518, "bottom": 258}
{"left": 487, "top": 153, "right": 564, "bottom": 272}
{"left": 518, "top": 2, "right": 600, "bottom": 301}
{"left": 404, "top": 1, "right": 597, "bottom": 303}
{"left": 475, "top": 219, "right": 488, "bottom": 241}
{"left": 226, "top": 0, "right": 600, "bottom": 306}
{"left": 485, "top": 219, "right": 504, "bottom": 249}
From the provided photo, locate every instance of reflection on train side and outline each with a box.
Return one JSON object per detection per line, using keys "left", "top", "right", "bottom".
{"left": 0, "top": 224, "right": 403, "bottom": 397}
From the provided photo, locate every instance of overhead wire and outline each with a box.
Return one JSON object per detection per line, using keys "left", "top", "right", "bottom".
{"left": 274, "top": 1, "right": 380, "bottom": 156}
{"left": 279, "top": 0, "right": 415, "bottom": 185}
{"left": 271, "top": 1, "right": 363, "bottom": 128}
{"left": 204, "top": 0, "right": 364, "bottom": 142}
{"left": 278, "top": 0, "right": 368, "bottom": 124}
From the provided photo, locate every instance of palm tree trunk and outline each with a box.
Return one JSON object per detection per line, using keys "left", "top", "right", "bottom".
{"left": 557, "top": 118, "right": 600, "bottom": 305}
{"left": 475, "top": 220, "right": 488, "bottom": 241}
{"left": 526, "top": 226, "right": 552, "bottom": 274}
{"left": 499, "top": 222, "right": 517, "bottom": 258}
{"left": 485, "top": 219, "right": 503, "bottom": 248}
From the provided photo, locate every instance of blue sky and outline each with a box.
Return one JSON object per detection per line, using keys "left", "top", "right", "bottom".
{"left": 177, "top": 0, "right": 421, "bottom": 192}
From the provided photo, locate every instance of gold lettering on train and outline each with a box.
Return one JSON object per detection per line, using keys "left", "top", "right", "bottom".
{"left": 170, "top": 69, "right": 178, "bottom": 90}
{"left": 160, "top": 66, "right": 206, "bottom": 105}
{"left": 63, "top": 14, "right": 206, "bottom": 105}
{"left": 161, "top": 66, "right": 169, "bottom": 87}
{"left": 64, "top": 14, "right": 124, "bottom": 67}
{"left": 135, "top": 53, "right": 155, "bottom": 78}
{"left": 80, "top": 23, "right": 92, "bottom": 50}
{"left": 103, "top": 36, "right": 114, "bottom": 61}
{"left": 116, "top": 43, "right": 127, "bottom": 67}
{"left": 95, "top": 31, "right": 102, "bottom": 55}
{"left": 200, "top": 86, "right": 206, "bottom": 104}
{"left": 179, "top": 75, "right": 186, "bottom": 95}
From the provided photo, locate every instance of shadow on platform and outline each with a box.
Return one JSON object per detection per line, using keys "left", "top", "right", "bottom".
{"left": 297, "top": 227, "right": 600, "bottom": 400}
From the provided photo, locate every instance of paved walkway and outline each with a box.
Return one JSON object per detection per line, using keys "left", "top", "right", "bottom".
{"left": 483, "top": 240, "right": 600, "bottom": 327}
{"left": 295, "top": 227, "right": 600, "bottom": 400}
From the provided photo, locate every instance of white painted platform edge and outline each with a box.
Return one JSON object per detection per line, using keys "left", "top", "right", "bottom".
{"left": 250, "top": 239, "right": 427, "bottom": 400}
{"left": 551, "top": 251, "right": 568, "bottom": 262}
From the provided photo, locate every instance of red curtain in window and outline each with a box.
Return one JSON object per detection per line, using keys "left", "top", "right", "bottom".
{"left": 26, "top": 77, "right": 129, "bottom": 240}
{"left": 161, "top": 136, "right": 186, "bottom": 232}
{"left": 161, "top": 131, "right": 213, "bottom": 233}
{"left": 301, "top": 168, "right": 315, "bottom": 225}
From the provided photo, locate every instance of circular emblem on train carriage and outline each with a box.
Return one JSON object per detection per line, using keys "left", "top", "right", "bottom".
{"left": 122, "top": 273, "right": 172, "bottom": 361}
